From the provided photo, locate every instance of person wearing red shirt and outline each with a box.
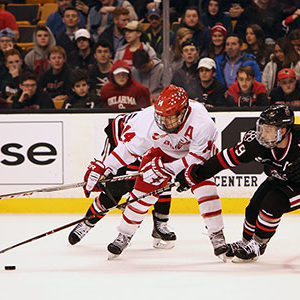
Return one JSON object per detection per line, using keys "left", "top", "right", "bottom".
{"left": 100, "top": 59, "right": 151, "bottom": 110}
{"left": 0, "top": 9, "right": 19, "bottom": 40}
{"left": 227, "top": 65, "right": 269, "bottom": 107}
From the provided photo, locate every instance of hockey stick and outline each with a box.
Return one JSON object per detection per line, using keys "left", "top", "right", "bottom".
{"left": 0, "top": 172, "right": 142, "bottom": 199}
{"left": 0, "top": 182, "right": 177, "bottom": 254}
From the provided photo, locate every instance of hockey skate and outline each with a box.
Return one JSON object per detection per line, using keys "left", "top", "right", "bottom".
{"left": 209, "top": 229, "right": 229, "bottom": 262}
{"left": 232, "top": 239, "right": 267, "bottom": 263}
{"left": 107, "top": 232, "right": 132, "bottom": 260}
{"left": 152, "top": 211, "right": 176, "bottom": 249}
{"left": 68, "top": 221, "right": 94, "bottom": 245}
{"left": 225, "top": 240, "right": 246, "bottom": 258}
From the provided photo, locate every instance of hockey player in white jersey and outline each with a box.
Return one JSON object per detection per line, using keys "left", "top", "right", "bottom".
{"left": 83, "top": 84, "right": 228, "bottom": 260}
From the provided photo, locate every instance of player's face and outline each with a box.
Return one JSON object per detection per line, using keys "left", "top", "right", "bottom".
{"left": 279, "top": 77, "right": 297, "bottom": 95}
{"left": 36, "top": 30, "right": 49, "bottom": 47}
{"left": 208, "top": 0, "right": 219, "bottom": 16}
{"left": 257, "top": 122, "right": 287, "bottom": 148}
{"left": 72, "top": 80, "right": 89, "bottom": 97}
{"left": 184, "top": 9, "right": 199, "bottom": 27}
{"left": 237, "top": 72, "right": 254, "bottom": 93}
{"left": 246, "top": 28, "right": 256, "bottom": 46}
{"left": 160, "top": 109, "right": 186, "bottom": 132}
{"left": 114, "top": 72, "right": 128, "bottom": 87}
{"left": 49, "top": 52, "right": 65, "bottom": 70}
{"left": 211, "top": 31, "right": 224, "bottom": 47}
{"left": 182, "top": 46, "right": 198, "bottom": 64}
{"left": 94, "top": 46, "right": 112, "bottom": 64}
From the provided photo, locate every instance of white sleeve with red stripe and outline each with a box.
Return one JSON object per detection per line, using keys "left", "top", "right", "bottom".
{"left": 103, "top": 142, "right": 138, "bottom": 174}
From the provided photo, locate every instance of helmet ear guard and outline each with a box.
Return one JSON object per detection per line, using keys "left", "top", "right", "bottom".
{"left": 256, "top": 104, "right": 294, "bottom": 148}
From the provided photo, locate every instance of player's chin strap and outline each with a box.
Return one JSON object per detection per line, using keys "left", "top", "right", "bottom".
{"left": 0, "top": 172, "right": 142, "bottom": 200}
{"left": 0, "top": 182, "right": 178, "bottom": 254}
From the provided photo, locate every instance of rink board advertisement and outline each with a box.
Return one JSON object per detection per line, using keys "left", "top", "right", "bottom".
{"left": 0, "top": 111, "right": 299, "bottom": 213}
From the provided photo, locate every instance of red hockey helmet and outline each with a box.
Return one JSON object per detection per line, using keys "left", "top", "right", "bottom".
{"left": 154, "top": 85, "right": 189, "bottom": 133}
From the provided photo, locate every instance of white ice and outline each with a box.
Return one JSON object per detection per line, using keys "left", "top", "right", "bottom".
{"left": 1, "top": 214, "right": 300, "bottom": 300}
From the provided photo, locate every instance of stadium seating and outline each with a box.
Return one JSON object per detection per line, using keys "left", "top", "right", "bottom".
{"left": 6, "top": 4, "right": 40, "bottom": 26}
{"left": 38, "top": 3, "right": 58, "bottom": 25}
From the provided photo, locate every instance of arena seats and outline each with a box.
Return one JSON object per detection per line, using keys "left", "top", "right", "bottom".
{"left": 6, "top": 4, "right": 40, "bottom": 26}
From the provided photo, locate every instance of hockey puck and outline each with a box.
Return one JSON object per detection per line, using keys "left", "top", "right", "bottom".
{"left": 4, "top": 266, "right": 16, "bottom": 270}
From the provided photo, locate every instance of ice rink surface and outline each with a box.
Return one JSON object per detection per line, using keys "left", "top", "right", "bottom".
{"left": 1, "top": 213, "right": 300, "bottom": 300}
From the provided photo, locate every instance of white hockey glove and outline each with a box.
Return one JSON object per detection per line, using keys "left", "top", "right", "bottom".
{"left": 142, "top": 157, "right": 174, "bottom": 186}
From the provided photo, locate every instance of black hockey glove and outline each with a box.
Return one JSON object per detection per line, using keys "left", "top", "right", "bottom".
{"left": 175, "top": 164, "right": 200, "bottom": 192}
{"left": 285, "top": 158, "right": 300, "bottom": 184}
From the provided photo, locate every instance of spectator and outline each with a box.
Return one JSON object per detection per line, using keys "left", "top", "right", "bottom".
{"left": 144, "top": 7, "right": 175, "bottom": 59}
{"left": 262, "top": 37, "right": 300, "bottom": 95}
{"left": 88, "top": 39, "right": 113, "bottom": 97}
{"left": 195, "top": 57, "right": 226, "bottom": 107}
{"left": 178, "top": 7, "right": 210, "bottom": 55}
{"left": 171, "top": 40, "right": 200, "bottom": 99}
{"left": 0, "top": 49, "right": 28, "bottom": 106}
{"left": 170, "top": 27, "right": 193, "bottom": 73}
{"left": 215, "top": 33, "right": 261, "bottom": 88}
{"left": 65, "top": 69, "right": 99, "bottom": 108}
{"left": 56, "top": 7, "right": 81, "bottom": 54}
{"left": 39, "top": 46, "right": 71, "bottom": 107}
{"left": 24, "top": 25, "right": 56, "bottom": 79}
{"left": 244, "top": 24, "right": 271, "bottom": 71}
{"left": 282, "top": 7, "right": 300, "bottom": 34}
{"left": 46, "top": 0, "right": 86, "bottom": 38}
{"left": 12, "top": 72, "right": 54, "bottom": 110}
{"left": 227, "top": 65, "right": 268, "bottom": 107}
{"left": 234, "top": 0, "right": 284, "bottom": 41}
{"left": 68, "top": 29, "right": 96, "bottom": 70}
{"left": 0, "top": 28, "right": 24, "bottom": 69}
{"left": 132, "top": 48, "right": 164, "bottom": 101}
{"left": 87, "top": 0, "right": 137, "bottom": 42}
{"left": 289, "top": 29, "right": 300, "bottom": 56}
{"left": 75, "top": 0, "right": 98, "bottom": 17}
{"left": 0, "top": 7, "right": 19, "bottom": 40}
{"left": 100, "top": 60, "right": 151, "bottom": 110}
{"left": 270, "top": 68, "right": 300, "bottom": 108}
{"left": 114, "top": 21, "right": 156, "bottom": 68}
{"left": 98, "top": 7, "right": 129, "bottom": 58}
{"left": 200, "top": 0, "right": 232, "bottom": 33}
{"left": 201, "top": 24, "right": 227, "bottom": 58}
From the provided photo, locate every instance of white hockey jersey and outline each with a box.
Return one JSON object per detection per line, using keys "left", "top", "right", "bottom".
{"left": 104, "top": 100, "right": 218, "bottom": 175}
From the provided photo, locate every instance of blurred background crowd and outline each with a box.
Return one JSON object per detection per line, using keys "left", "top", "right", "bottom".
{"left": 0, "top": 0, "right": 299, "bottom": 111}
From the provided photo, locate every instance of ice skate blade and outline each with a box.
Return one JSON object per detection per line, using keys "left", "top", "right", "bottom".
{"left": 107, "top": 252, "right": 120, "bottom": 260}
{"left": 153, "top": 238, "right": 175, "bottom": 249}
{"left": 216, "top": 253, "right": 228, "bottom": 263}
{"left": 232, "top": 256, "right": 258, "bottom": 263}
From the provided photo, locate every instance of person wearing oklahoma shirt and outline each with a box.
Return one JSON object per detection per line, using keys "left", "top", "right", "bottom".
{"left": 100, "top": 59, "right": 151, "bottom": 110}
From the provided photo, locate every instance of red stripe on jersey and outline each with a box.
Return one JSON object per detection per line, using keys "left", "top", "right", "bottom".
{"left": 256, "top": 221, "right": 277, "bottom": 232}
{"left": 198, "top": 195, "right": 219, "bottom": 205}
{"left": 190, "top": 152, "right": 207, "bottom": 162}
{"left": 290, "top": 198, "right": 300, "bottom": 206}
{"left": 127, "top": 165, "right": 140, "bottom": 170}
{"left": 127, "top": 205, "right": 147, "bottom": 215}
{"left": 111, "top": 151, "right": 127, "bottom": 166}
{"left": 217, "top": 152, "right": 229, "bottom": 169}
{"left": 229, "top": 148, "right": 240, "bottom": 165}
{"left": 111, "top": 118, "right": 118, "bottom": 146}
{"left": 182, "top": 157, "right": 189, "bottom": 168}
{"left": 122, "top": 213, "right": 142, "bottom": 225}
{"left": 201, "top": 209, "right": 222, "bottom": 218}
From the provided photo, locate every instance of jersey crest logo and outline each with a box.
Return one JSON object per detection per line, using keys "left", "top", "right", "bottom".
{"left": 243, "top": 130, "right": 256, "bottom": 142}
{"left": 152, "top": 132, "right": 168, "bottom": 140}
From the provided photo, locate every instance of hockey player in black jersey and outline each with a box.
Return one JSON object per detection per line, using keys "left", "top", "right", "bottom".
{"left": 68, "top": 112, "right": 176, "bottom": 249}
{"left": 176, "top": 104, "right": 300, "bottom": 261}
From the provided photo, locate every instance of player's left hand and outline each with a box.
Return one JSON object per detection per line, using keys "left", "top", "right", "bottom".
{"left": 142, "top": 157, "right": 173, "bottom": 186}
{"left": 175, "top": 164, "right": 199, "bottom": 192}
{"left": 286, "top": 158, "right": 300, "bottom": 183}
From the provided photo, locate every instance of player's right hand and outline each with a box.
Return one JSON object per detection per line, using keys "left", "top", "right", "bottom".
{"left": 175, "top": 164, "right": 200, "bottom": 192}
{"left": 83, "top": 159, "right": 111, "bottom": 197}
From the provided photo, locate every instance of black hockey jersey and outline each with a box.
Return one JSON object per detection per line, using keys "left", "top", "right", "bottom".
{"left": 195, "top": 125, "right": 300, "bottom": 186}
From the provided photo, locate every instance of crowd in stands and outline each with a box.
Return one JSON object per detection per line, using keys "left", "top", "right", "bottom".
{"left": 0, "top": 0, "right": 300, "bottom": 110}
